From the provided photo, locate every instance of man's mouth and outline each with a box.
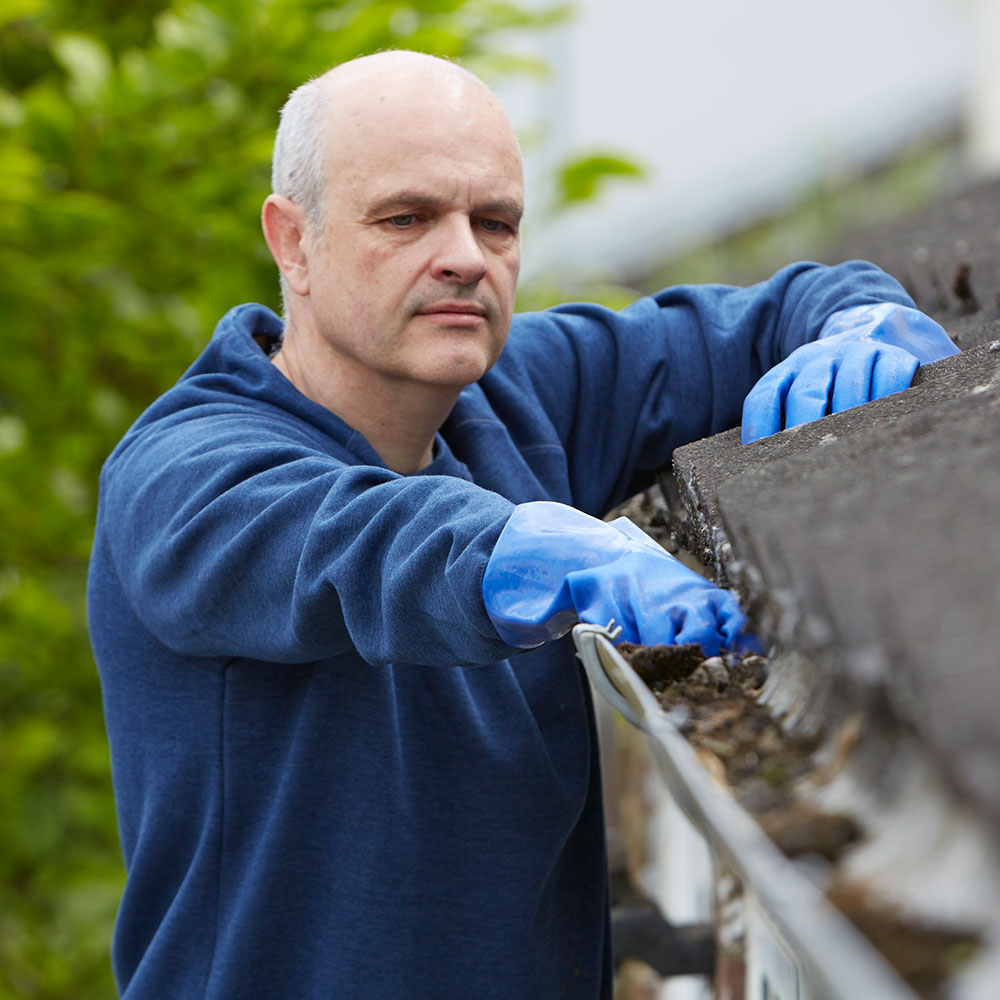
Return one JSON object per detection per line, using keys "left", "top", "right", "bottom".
{"left": 416, "top": 301, "right": 487, "bottom": 317}
{"left": 414, "top": 301, "right": 489, "bottom": 327}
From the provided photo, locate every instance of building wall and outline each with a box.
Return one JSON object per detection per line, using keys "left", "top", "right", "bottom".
{"left": 496, "top": 0, "right": 975, "bottom": 282}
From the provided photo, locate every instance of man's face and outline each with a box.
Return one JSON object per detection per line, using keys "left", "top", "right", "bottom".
{"left": 302, "top": 75, "right": 524, "bottom": 393}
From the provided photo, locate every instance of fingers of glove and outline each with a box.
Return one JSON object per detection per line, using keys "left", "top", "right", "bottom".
{"left": 701, "top": 589, "right": 764, "bottom": 657}
{"left": 616, "top": 602, "right": 677, "bottom": 647}
{"left": 828, "top": 344, "right": 879, "bottom": 413}
{"left": 661, "top": 585, "right": 737, "bottom": 656}
{"left": 673, "top": 607, "right": 725, "bottom": 657}
{"left": 618, "top": 570, "right": 689, "bottom": 647}
{"left": 690, "top": 588, "right": 749, "bottom": 656}
{"left": 783, "top": 354, "right": 839, "bottom": 429}
{"left": 600, "top": 560, "right": 702, "bottom": 647}
{"left": 741, "top": 364, "right": 798, "bottom": 444}
{"left": 633, "top": 591, "right": 757, "bottom": 657}
{"left": 569, "top": 551, "right": 740, "bottom": 652}
{"left": 869, "top": 347, "right": 918, "bottom": 401}
{"left": 718, "top": 598, "right": 763, "bottom": 655}
{"left": 626, "top": 600, "right": 710, "bottom": 652}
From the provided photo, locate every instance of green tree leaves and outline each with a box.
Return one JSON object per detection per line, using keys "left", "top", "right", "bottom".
{"left": 554, "top": 151, "right": 646, "bottom": 210}
{"left": 0, "top": 2, "right": 568, "bottom": 996}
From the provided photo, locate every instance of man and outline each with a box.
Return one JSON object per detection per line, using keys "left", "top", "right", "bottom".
{"left": 88, "top": 51, "right": 957, "bottom": 998}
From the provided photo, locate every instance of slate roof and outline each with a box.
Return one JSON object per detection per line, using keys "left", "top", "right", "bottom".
{"left": 671, "top": 341, "right": 1000, "bottom": 831}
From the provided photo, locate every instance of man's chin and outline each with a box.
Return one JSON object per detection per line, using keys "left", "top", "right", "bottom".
{"left": 416, "top": 340, "right": 506, "bottom": 388}
{"left": 423, "top": 360, "right": 493, "bottom": 389}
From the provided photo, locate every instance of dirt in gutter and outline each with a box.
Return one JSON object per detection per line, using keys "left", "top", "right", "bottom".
{"left": 616, "top": 641, "right": 981, "bottom": 997}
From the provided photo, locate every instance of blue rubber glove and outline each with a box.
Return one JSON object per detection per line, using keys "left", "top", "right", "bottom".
{"left": 741, "top": 302, "right": 959, "bottom": 444}
{"left": 482, "top": 501, "right": 754, "bottom": 655}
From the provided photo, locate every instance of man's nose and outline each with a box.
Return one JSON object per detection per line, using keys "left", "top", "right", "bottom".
{"left": 430, "top": 216, "right": 488, "bottom": 284}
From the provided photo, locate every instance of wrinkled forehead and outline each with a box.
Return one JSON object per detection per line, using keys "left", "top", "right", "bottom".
{"left": 320, "top": 61, "right": 523, "bottom": 197}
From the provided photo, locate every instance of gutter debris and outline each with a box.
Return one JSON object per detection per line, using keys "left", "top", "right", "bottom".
{"left": 615, "top": 639, "right": 983, "bottom": 998}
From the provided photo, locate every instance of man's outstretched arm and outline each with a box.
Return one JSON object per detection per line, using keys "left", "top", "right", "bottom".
{"left": 497, "top": 259, "right": 924, "bottom": 518}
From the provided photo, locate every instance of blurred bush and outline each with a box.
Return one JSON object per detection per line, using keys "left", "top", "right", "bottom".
{"left": 0, "top": 1, "right": 572, "bottom": 995}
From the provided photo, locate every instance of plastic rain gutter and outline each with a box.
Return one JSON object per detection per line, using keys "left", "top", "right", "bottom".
{"left": 572, "top": 621, "right": 919, "bottom": 1000}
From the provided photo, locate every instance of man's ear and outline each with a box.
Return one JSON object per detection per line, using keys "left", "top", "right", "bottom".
{"left": 262, "top": 195, "right": 311, "bottom": 296}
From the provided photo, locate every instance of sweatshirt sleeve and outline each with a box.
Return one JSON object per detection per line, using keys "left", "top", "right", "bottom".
{"left": 96, "top": 407, "right": 517, "bottom": 667}
{"left": 493, "top": 259, "right": 913, "bottom": 515}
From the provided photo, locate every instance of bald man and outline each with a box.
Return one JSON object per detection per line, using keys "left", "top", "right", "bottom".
{"left": 88, "top": 51, "right": 957, "bottom": 999}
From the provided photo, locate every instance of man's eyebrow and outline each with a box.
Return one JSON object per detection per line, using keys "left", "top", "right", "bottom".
{"left": 480, "top": 198, "right": 524, "bottom": 223}
{"left": 366, "top": 191, "right": 523, "bottom": 222}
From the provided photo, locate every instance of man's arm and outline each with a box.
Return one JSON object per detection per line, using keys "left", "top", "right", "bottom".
{"left": 490, "top": 259, "right": 917, "bottom": 517}
{"left": 98, "top": 419, "right": 752, "bottom": 663}
{"left": 97, "top": 417, "right": 517, "bottom": 666}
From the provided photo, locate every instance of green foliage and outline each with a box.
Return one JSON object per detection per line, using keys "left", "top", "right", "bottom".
{"left": 553, "top": 151, "right": 646, "bottom": 210}
{"left": 0, "top": 2, "right": 570, "bottom": 996}
{"left": 514, "top": 149, "right": 647, "bottom": 311}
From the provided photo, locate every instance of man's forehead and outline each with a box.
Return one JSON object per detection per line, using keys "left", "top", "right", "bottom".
{"left": 326, "top": 108, "right": 521, "bottom": 204}
{"left": 310, "top": 54, "right": 523, "bottom": 218}
{"left": 320, "top": 58, "right": 518, "bottom": 158}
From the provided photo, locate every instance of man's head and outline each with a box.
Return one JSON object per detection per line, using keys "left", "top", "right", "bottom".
{"left": 262, "top": 51, "right": 524, "bottom": 395}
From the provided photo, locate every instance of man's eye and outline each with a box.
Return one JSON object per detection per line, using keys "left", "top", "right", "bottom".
{"left": 479, "top": 219, "right": 503, "bottom": 233}
{"left": 389, "top": 214, "right": 416, "bottom": 227}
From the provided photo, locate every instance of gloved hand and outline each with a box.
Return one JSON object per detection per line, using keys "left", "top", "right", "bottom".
{"left": 741, "top": 302, "right": 959, "bottom": 444}
{"left": 482, "top": 500, "right": 755, "bottom": 656}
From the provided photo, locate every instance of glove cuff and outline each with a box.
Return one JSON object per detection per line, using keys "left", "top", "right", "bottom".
{"left": 819, "top": 302, "right": 959, "bottom": 366}
{"left": 482, "top": 501, "right": 653, "bottom": 648}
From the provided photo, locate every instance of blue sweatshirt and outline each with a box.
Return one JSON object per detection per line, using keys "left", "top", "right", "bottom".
{"left": 87, "top": 262, "right": 910, "bottom": 999}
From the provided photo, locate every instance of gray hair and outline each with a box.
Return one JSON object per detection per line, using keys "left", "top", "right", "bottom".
{"left": 272, "top": 73, "right": 331, "bottom": 231}
{"left": 270, "top": 73, "right": 332, "bottom": 315}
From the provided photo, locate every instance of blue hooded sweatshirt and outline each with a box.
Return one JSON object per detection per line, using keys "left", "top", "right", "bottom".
{"left": 87, "top": 261, "right": 910, "bottom": 999}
